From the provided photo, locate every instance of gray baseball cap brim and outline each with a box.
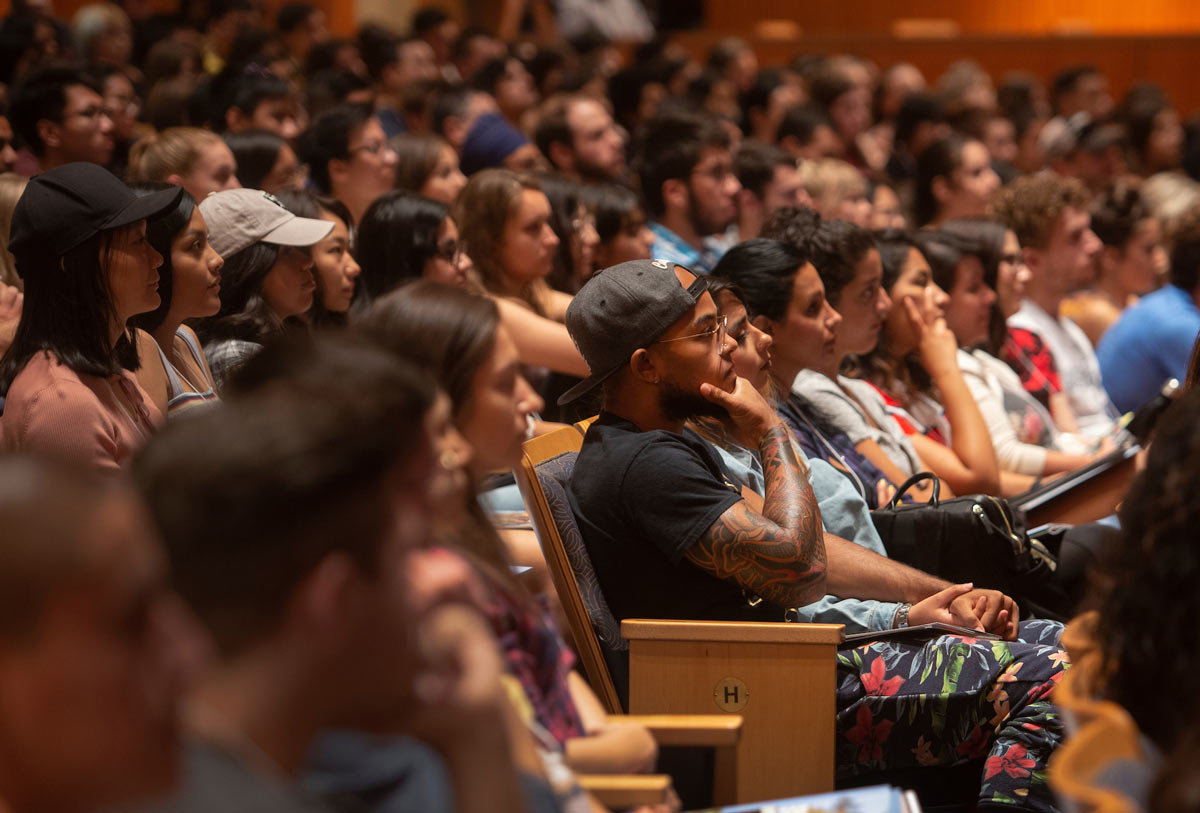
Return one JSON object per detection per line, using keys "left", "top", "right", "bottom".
{"left": 261, "top": 216, "right": 333, "bottom": 248}
{"left": 556, "top": 360, "right": 626, "bottom": 406}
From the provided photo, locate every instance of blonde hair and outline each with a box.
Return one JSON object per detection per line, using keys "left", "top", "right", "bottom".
{"left": 0, "top": 174, "right": 29, "bottom": 290}
{"left": 72, "top": 2, "right": 131, "bottom": 62}
{"left": 798, "top": 158, "right": 868, "bottom": 216}
{"left": 1141, "top": 171, "right": 1200, "bottom": 245}
{"left": 127, "top": 127, "right": 223, "bottom": 184}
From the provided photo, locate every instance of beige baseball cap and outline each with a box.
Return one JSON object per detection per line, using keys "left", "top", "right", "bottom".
{"left": 199, "top": 188, "right": 333, "bottom": 259}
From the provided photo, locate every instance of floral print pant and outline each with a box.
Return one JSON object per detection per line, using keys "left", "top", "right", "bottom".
{"left": 835, "top": 619, "right": 1067, "bottom": 811}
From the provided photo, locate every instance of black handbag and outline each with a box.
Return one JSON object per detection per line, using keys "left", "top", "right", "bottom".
{"left": 869, "top": 473, "right": 1068, "bottom": 619}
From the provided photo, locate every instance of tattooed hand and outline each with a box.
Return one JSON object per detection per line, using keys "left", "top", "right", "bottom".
{"left": 699, "top": 376, "right": 781, "bottom": 447}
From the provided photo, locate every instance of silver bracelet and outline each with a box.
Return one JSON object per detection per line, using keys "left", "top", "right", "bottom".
{"left": 894, "top": 603, "right": 912, "bottom": 629}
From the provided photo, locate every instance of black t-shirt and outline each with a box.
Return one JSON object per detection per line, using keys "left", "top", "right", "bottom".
{"left": 568, "top": 412, "right": 784, "bottom": 624}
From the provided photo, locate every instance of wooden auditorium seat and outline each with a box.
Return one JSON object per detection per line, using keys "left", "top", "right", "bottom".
{"left": 516, "top": 424, "right": 843, "bottom": 804}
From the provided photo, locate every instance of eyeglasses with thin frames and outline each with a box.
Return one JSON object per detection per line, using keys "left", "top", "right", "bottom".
{"left": 349, "top": 141, "right": 395, "bottom": 157}
{"left": 655, "top": 314, "right": 727, "bottom": 351}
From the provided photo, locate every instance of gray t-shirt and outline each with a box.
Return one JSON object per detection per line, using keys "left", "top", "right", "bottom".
{"left": 132, "top": 739, "right": 332, "bottom": 813}
{"left": 791, "top": 370, "right": 923, "bottom": 479}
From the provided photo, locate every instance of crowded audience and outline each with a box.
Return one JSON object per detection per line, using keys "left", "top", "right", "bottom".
{"left": 1, "top": 3, "right": 1199, "bottom": 811}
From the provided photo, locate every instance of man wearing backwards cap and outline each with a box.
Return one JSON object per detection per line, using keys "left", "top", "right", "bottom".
{"left": 565, "top": 260, "right": 1068, "bottom": 809}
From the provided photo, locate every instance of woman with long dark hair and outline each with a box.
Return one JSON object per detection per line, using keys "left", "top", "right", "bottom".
{"left": 939, "top": 217, "right": 1105, "bottom": 481}
{"left": 273, "top": 190, "right": 362, "bottom": 329}
{"left": 582, "top": 183, "right": 654, "bottom": 270}
{"left": 0, "top": 163, "right": 182, "bottom": 469}
{"left": 853, "top": 229, "right": 1001, "bottom": 495}
{"left": 127, "top": 183, "right": 224, "bottom": 417}
{"left": 913, "top": 133, "right": 999, "bottom": 228}
{"left": 539, "top": 175, "right": 599, "bottom": 295}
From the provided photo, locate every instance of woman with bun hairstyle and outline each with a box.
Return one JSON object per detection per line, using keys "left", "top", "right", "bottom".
{"left": 128, "top": 127, "right": 242, "bottom": 201}
{"left": 0, "top": 163, "right": 182, "bottom": 469}
{"left": 192, "top": 188, "right": 333, "bottom": 389}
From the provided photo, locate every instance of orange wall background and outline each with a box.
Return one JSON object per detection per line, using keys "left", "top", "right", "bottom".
{"left": 706, "top": 0, "right": 1200, "bottom": 35}
{"left": 24, "top": 0, "right": 1200, "bottom": 113}
{"left": 674, "top": 29, "right": 1200, "bottom": 115}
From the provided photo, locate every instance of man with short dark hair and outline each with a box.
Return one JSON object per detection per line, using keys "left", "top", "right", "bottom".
{"left": 132, "top": 337, "right": 533, "bottom": 813}
{"left": 361, "top": 27, "right": 439, "bottom": 139}
{"left": 276, "top": 2, "right": 327, "bottom": 69}
{"left": 638, "top": 111, "right": 741, "bottom": 273}
{"left": 733, "top": 140, "right": 809, "bottom": 240}
{"left": 534, "top": 93, "right": 626, "bottom": 183}
{"left": 201, "top": 0, "right": 255, "bottom": 75}
{"left": 8, "top": 63, "right": 114, "bottom": 172}
{"left": 0, "top": 456, "right": 186, "bottom": 812}
{"left": 1052, "top": 64, "right": 1112, "bottom": 120}
{"left": 777, "top": 104, "right": 841, "bottom": 163}
{"left": 1099, "top": 205, "right": 1200, "bottom": 411}
{"left": 214, "top": 73, "right": 302, "bottom": 140}
{"left": 412, "top": 7, "right": 459, "bottom": 77}
{"left": 1043, "top": 115, "right": 1127, "bottom": 194}
{"left": 432, "top": 83, "right": 497, "bottom": 152}
{"left": 296, "top": 102, "right": 397, "bottom": 224}
{"left": 452, "top": 27, "right": 505, "bottom": 84}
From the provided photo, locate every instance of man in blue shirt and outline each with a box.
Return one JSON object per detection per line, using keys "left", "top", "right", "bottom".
{"left": 636, "top": 110, "right": 741, "bottom": 273}
{"left": 1098, "top": 209, "right": 1200, "bottom": 412}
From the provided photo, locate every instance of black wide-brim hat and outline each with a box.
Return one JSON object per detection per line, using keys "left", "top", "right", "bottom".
{"left": 9, "top": 162, "right": 184, "bottom": 275}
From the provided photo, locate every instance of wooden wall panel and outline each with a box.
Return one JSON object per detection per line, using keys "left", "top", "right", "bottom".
{"left": 706, "top": 0, "right": 1200, "bottom": 36}
{"left": 673, "top": 31, "right": 1200, "bottom": 116}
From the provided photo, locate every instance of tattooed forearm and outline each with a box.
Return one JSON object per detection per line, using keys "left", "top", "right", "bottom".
{"left": 687, "top": 425, "right": 827, "bottom": 609}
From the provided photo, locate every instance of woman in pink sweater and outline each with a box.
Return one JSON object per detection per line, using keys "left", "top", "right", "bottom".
{"left": 0, "top": 163, "right": 184, "bottom": 470}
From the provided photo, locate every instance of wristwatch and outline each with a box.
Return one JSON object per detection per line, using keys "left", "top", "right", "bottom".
{"left": 894, "top": 603, "right": 912, "bottom": 629}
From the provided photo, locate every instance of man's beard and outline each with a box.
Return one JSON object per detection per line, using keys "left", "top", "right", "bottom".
{"left": 658, "top": 379, "right": 729, "bottom": 423}
{"left": 577, "top": 154, "right": 623, "bottom": 184}
{"left": 687, "top": 189, "right": 733, "bottom": 238}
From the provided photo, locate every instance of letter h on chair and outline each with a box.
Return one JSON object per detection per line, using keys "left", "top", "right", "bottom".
{"left": 517, "top": 424, "right": 843, "bottom": 805}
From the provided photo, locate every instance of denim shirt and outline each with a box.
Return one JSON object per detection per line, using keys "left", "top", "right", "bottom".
{"left": 648, "top": 221, "right": 733, "bottom": 274}
{"left": 686, "top": 429, "right": 903, "bottom": 633}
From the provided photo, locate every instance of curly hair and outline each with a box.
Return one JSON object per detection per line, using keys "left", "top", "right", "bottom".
{"left": 805, "top": 218, "right": 878, "bottom": 307}
{"left": 760, "top": 205, "right": 821, "bottom": 252}
{"left": 1096, "top": 386, "right": 1200, "bottom": 756}
{"left": 991, "top": 172, "right": 1090, "bottom": 251}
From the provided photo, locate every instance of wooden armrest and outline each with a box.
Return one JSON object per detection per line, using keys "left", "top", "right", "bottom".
{"left": 615, "top": 714, "right": 743, "bottom": 747}
{"left": 578, "top": 774, "right": 672, "bottom": 807}
{"left": 622, "top": 619, "right": 844, "bottom": 644}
